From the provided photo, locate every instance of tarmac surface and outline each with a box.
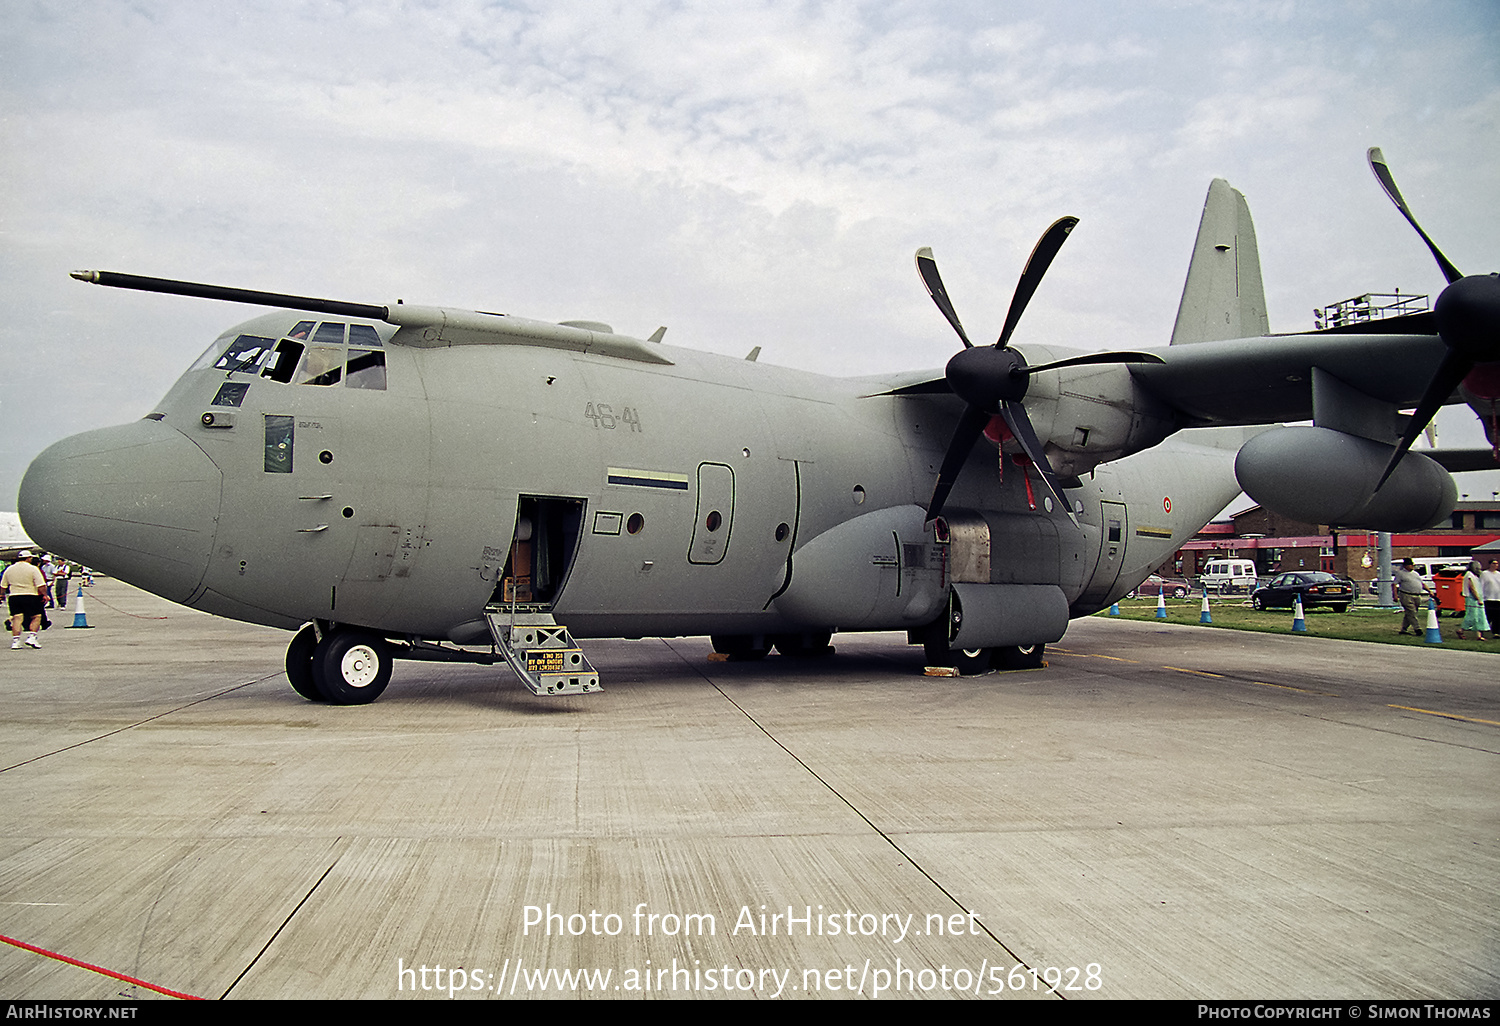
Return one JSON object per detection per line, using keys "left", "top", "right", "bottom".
{"left": 1, "top": 580, "right": 1496, "bottom": 1001}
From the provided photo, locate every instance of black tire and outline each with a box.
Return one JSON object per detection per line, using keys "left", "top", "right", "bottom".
{"left": 952, "top": 648, "right": 993, "bottom": 674}
{"left": 710, "top": 634, "right": 769, "bottom": 660}
{"left": 1252, "top": 595, "right": 1265, "bottom": 611}
{"left": 1172, "top": 587, "right": 1187, "bottom": 599}
{"left": 286, "top": 624, "right": 324, "bottom": 702}
{"left": 773, "top": 631, "right": 834, "bottom": 658}
{"left": 997, "top": 643, "right": 1046, "bottom": 670}
{"left": 314, "top": 631, "right": 392, "bottom": 704}
{"left": 922, "top": 627, "right": 992, "bottom": 675}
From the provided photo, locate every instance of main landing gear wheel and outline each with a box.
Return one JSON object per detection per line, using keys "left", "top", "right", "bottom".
{"left": 922, "top": 630, "right": 993, "bottom": 675}
{"left": 285, "top": 624, "right": 324, "bottom": 702}
{"left": 710, "top": 634, "right": 769, "bottom": 661}
{"left": 313, "top": 631, "right": 393, "bottom": 704}
{"left": 773, "top": 631, "right": 834, "bottom": 658}
{"left": 996, "top": 643, "right": 1045, "bottom": 671}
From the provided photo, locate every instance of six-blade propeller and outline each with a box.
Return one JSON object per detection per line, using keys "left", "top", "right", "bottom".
{"left": 1368, "top": 147, "right": 1500, "bottom": 489}
{"left": 915, "top": 218, "right": 1163, "bottom": 523}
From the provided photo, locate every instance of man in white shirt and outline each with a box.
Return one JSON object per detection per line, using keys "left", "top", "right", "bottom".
{"left": 1, "top": 551, "right": 48, "bottom": 649}
{"left": 1482, "top": 558, "right": 1500, "bottom": 636}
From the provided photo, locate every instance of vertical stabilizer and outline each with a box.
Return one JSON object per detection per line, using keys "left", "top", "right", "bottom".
{"left": 1170, "top": 179, "right": 1269, "bottom": 344}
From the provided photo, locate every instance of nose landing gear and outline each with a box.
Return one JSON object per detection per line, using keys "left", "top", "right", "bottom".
{"left": 284, "top": 623, "right": 393, "bottom": 704}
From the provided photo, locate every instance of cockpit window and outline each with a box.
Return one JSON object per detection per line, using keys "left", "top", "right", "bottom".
{"left": 298, "top": 346, "right": 344, "bottom": 386}
{"left": 193, "top": 320, "right": 390, "bottom": 391}
{"left": 261, "top": 340, "right": 305, "bottom": 383}
{"left": 345, "top": 349, "right": 387, "bottom": 389}
{"left": 313, "top": 322, "right": 347, "bottom": 345}
{"left": 349, "top": 324, "right": 383, "bottom": 348}
{"left": 213, "top": 335, "right": 276, "bottom": 374}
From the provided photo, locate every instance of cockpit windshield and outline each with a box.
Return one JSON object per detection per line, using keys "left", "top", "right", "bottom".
{"left": 194, "top": 318, "right": 391, "bottom": 390}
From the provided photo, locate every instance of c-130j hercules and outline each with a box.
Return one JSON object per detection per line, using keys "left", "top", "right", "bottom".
{"left": 18, "top": 150, "right": 1500, "bottom": 703}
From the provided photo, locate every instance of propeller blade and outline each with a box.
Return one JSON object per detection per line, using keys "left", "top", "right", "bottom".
{"left": 999, "top": 402, "right": 1078, "bottom": 525}
{"left": 996, "top": 216, "right": 1079, "bottom": 348}
{"left": 926, "top": 404, "right": 991, "bottom": 521}
{"left": 914, "top": 247, "right": 974, "bottom": 348}
{"left": 1024, "top": 350, "right": 1165, "bottom": 374}
{"left": 1366, "top": 148, "right": 1463, "bottom": 285}
{"left": 1375, "top": 347, "right": 1471, "bottom": 490}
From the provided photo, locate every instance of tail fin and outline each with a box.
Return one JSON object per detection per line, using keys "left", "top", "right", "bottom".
{"left": 1170, "top": 178, "right": 1269, "bottom": 344}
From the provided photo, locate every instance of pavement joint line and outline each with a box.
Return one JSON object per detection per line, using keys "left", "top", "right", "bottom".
{"left": 0, "top": 931, "right": 201, "bottom": 1000}
{"left": 1053, "top": 647, "right": 1499, "bottom": 752}
{"left": 0, "top": 673, "right": 282, "bottom": 775}
{"left": 657, "top": 639, "right": 1061, "bottom": 999}
{"left": 221, "top": 851, "right": 343, "bottom": 999}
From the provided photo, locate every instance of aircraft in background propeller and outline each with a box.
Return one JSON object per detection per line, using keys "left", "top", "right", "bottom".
{"left": 17, "top": 150, "right": 1498, "bottom": 703}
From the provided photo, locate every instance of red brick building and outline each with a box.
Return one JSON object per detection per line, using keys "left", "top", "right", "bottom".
{"left": 1173, "top": 500, "right": 1500, "bottom": 587}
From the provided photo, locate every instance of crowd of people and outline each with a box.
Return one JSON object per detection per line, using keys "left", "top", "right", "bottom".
{"left": 0, "top": 550, "right": 92, "bottom": 649}
{"left": 1394, "top": 556, "right": 1500, "bottom": 641}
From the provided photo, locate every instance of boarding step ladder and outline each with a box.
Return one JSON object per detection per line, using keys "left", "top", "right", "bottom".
{"left": 484, "top": 606, "right": 601, "bottom": 696}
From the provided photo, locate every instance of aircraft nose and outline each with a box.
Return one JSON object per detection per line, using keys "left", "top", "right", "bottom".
{"left": 18, "top": 419, "right": 222, "bottom": 603}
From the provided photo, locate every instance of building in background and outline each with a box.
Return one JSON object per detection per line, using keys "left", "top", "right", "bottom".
{"left": 1173, "top": 500, "right": 1500, "bottom": 586}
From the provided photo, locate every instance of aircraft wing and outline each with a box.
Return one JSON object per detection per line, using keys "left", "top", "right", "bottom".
{"left": 1128, "top": 330, "right": 1448, "bottom": 428}
{"left": 1422, "top": 448, "right": 1500, "bottom": 473}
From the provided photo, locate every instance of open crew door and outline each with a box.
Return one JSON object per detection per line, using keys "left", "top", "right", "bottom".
{"left": 493, "top": 496, "right": 586, "bottom": 608}
{"left": 486, "top": 496, "right": 600, "bottom": 696}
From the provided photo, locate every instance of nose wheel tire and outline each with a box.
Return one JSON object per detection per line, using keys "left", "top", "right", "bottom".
{"left": 313, "top": 631, "right": 393, "bottom": 704}
{"left": 285, "top": 624, "right": 325, "bottom": 702}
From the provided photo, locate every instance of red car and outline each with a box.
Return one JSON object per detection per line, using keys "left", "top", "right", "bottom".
{"left": 1129, "top": 574, "right": 1194, "bottom": 599}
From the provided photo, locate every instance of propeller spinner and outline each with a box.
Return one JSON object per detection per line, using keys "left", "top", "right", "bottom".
{"left": 1368, "top": 148, "right": 1500, "bottom": 489}
{"left": 916, "top": 219, "right": 1162, "bottom": 522}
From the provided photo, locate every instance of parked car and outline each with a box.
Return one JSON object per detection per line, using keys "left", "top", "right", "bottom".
{"left": 1198, "top": 558, "right": 1259, "bottom": 594}
{"left": 1129, "top": 574, "right": 1194, "bottom": 599}
{"left": 1250, "top": 571, "right": 1354, "bottom": 612}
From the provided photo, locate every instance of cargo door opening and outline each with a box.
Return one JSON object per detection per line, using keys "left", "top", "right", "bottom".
{"left": 493, "top": 496, "right": 586, "bottom": 610}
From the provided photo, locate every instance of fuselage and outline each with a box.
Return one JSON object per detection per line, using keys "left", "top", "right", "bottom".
{"left": 18, "top": 310, "right": 1244, "bottom": 647}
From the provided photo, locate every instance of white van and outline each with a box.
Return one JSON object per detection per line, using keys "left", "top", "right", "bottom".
{"left": 1199, "top": 558, "right": 1258, "bottom": 594}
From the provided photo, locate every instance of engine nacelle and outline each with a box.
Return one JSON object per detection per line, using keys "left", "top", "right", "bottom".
{"left": 1235, "top": 426, "right": 1456, "bottom": 531}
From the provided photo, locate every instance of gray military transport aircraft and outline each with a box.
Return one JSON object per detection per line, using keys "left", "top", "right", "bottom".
{"left": 17, "top": 151, "right": 1500, "bottom": 703}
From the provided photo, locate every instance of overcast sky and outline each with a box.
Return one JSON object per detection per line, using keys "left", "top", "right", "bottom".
{"left": 3, "top": 0, "right": 1498, "bottom": 510}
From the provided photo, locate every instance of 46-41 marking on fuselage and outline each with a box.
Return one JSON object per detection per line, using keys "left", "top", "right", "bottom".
{"left": 584, "top": 402, "right": 643, "bottom": 432}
